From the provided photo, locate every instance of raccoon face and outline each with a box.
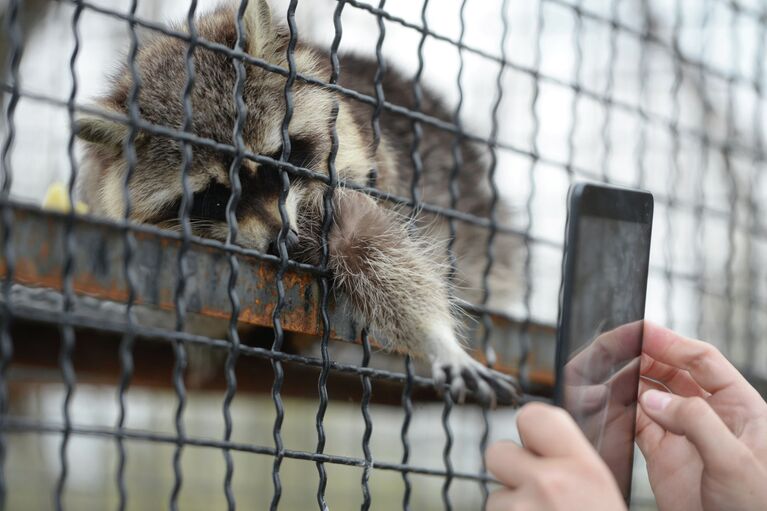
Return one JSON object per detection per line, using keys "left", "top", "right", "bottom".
{"left": 76, "top": 0, "right": 368, "bottom": 253}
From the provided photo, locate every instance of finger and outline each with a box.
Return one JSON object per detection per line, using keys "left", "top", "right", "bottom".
{"left": 642, "top": 322, "right": 749, "bottom": 394}
{"left": 640, "top": 354, "right": 708, "bottom": 398}
{"left": 639, "top": 389, "right": 748, "bottom": 474}
{"left": 516, "top": 402, "right": 597, "bottom": 459}
{"left": 566, "top": 320, "right": 644, "bottom": 384}
{"left": 485, "top": 440, "right": 540, "bottom": 487}
{"left": 635, "top": 380, "right": 666, "bottom": 456}
{"left": 635, "top": 406, "right": 664, "bottom": 453}
{"left": 487, "top": 488, "right": 521, "bottom": 511}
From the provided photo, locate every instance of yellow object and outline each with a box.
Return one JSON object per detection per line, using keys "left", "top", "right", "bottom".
{"left": 42, "top": 182, "right": 89, "bottom": 215}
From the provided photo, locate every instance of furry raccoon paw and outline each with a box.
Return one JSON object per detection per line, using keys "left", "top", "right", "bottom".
{"left": 430, "top": 350, "right": 522, "bottom": 408}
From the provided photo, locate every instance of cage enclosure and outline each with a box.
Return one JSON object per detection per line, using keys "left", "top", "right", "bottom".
{"left": 1, "top": 0, "right": 766, "bottom": 510}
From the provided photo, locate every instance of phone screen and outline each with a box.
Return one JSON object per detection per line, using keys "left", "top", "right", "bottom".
{"left": 556, "top": 183, "right": 653, "bottom": 502}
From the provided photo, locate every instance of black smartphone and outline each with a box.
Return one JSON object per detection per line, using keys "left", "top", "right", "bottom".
{"left": 554, "top": 182, "right": 653, "bottom": 503}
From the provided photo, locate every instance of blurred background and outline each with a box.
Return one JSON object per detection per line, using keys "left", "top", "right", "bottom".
{"left": 2, "top": 0, "right": 766, "bottom": 509}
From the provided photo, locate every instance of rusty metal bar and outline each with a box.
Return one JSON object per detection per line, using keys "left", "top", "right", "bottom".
{"left": 0, "top": 203, "right": 556, "bottom": 387}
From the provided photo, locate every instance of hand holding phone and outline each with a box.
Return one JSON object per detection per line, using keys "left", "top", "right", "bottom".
{"left": 637, "top": 324, "right": 767, "bottom": 511}
{"left": 485, "top": 183, "right": 650, "bottom": 511}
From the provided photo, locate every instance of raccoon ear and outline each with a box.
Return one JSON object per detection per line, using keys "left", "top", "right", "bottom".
{"left": 243, "top": 0, "right": 277, "bottom": 58}
{"left": 75, "top": 115, "right": 143, "bottom": 147}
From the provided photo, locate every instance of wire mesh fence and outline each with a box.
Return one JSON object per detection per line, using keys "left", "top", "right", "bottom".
{"left": 0, "top": 0, "right": 766, "bottom": 509}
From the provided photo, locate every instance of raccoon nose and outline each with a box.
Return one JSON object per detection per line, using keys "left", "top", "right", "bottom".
{"left": 268, "top": 228, "right": 300, "bottom": 255}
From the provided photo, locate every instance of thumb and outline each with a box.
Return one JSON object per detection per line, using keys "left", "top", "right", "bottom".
{"left": 639, "top": 389, "right": 745, "bottom": 474}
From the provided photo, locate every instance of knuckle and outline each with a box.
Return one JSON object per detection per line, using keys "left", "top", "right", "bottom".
{"left": 689, "top": 344, "right": 720, "bottom": 373}
{"left": 640, "top": 353, "right": 655, "bottom": 374}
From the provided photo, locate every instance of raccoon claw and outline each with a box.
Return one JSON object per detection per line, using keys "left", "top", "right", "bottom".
{"left": 480, "top": 366, "right": 523, "bottom": 406}
{"left": 430, "top": 352, "right": 522, "bottom": 407}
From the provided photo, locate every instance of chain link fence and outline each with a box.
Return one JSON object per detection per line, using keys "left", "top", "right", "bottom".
{"left": 1, "top": 0, "right": 765, "bottom": 509}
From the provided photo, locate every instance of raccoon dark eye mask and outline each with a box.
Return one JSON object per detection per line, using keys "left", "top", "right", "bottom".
{"left": 261, "top": 137, "right": 314, "bottom": 184}
{"left": 150, "top": 136, "right": 316, "bottom": 224}
{"left": 189, "top": 182, "right": 230, "bottom": 221}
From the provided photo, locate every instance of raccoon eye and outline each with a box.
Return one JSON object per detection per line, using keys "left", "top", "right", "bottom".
{"left": 287, "top": 138, "right": 315, "bottom": 169}
{"left": 190, "top": 182, "right": 231, "bottom": 222}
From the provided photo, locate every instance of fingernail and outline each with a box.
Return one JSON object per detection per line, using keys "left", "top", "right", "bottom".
{"left": 642, "top": 389, "right": 672, "bottom": 411}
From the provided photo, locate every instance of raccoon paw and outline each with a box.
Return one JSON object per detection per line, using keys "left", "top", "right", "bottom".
{"left": 430, "top": 348, "right": 522, "bottom": 408}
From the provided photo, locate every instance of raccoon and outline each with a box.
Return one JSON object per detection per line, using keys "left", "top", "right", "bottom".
{"left": 75, "top": 0, "right": 521, "bottom": 405}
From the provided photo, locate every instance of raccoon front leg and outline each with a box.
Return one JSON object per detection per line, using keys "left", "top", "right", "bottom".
{"left": 324, "top": 189, "right": 520, "bottom": 406}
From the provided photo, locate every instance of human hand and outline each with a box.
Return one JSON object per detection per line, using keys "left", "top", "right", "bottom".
{"left": 486, "top": 402, "right": 627, "bottom": 511}
{"left": 637, "top": 323, "right": 767, "bottom": 511}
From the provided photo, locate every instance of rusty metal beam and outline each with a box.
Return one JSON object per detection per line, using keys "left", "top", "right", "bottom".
{"left": 0, "top": 203, "right": 556, "bottom": 387}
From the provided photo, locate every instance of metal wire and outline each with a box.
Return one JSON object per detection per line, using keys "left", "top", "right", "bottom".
{"left": 445, "top": 2, "right": 467, "bottom": 505}
{"left": 694, "top": 0, "right": 714, "bottom": 340}
{"left": 270, "top": 2, "right": 299, "bottom": 508}
{"left": 519, "top": 0, "right": 544, "bottom": 394}
{"left": 360, "top": 1, "right": 387, "bottom": 507}
{"left": 315, "top": 3, "right": 343, "bottom": 509}
{"left": 54, "top": 2, "right": 84, "bottom": 508}
{"left": 400, "top": 0, "right": 431, "bottom": 507}
{"left": 168, "top": 1, "right": 199, "bottom": 508}
{"left": 222, "top": 2, "right": 249, "bottom": 509}
{"left": 0, "top": 0, "right": 22, "bottom": 506}
{"left": 723, "top": 6, "right": 739, "bottom": 358}
{"left": 567, "top": 0, "right": 584, "bottom": 185}
{"left": 476, "top": 0, "right": 509, "bottom": 507}
{"left": 600, "top": 0, "right": 620, "bottom": 184}
{"left": 634, "top": 0, "right": 649, "bottom": 190}
{"left": 664, "top": 0, "right": 683, "bottom": 332}
{"left": 400, "top": 355, "right": 414, "bottom": 511}
{"left": 745, "top": 6, "right": 766, "bottom": 372}
{"left": 446, "top": 0, "right": 467, "bottom": 285}
{"left": 440, "top": 391, "right": 454, "bottom": 511}
{"left": 115, "top": 0, "right": 141, "bottom": 508}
